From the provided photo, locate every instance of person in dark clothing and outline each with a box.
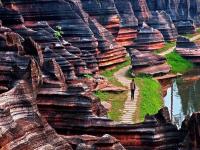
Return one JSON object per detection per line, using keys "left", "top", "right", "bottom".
{"left": 130, "top": 79, "right": 135, "bottom": 101}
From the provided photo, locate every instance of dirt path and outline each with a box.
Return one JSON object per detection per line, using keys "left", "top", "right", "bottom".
{"left": 114, "top": 44, "right": 177, "bottom": 123}
{"left": 158, "top": 46, "right": 176, "bottom": 56}
{"left": 113, "top": 33, "right": 200, "bottom": 123}
{"left": 114, "top": 65, "right": 139, "bottom": 123}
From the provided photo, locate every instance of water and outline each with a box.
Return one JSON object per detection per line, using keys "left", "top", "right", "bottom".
{"left": 163, "top": 68, "right": 200, "bottom": 126}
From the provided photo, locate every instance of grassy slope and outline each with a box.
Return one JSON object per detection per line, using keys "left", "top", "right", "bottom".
{"left": 95, "top": 57, "right": 131, "bottom": 121}
{"left": 94, "top": 91, "right": 127, "bottom": 121}
{"left": 135, "top": 77, "right": 163, "bottom": 121}
{"left": 166, "top": 51, "right": 194, "bottom": 73}
{"left": 155, "top": 41, "right": 176, "bottom": 54}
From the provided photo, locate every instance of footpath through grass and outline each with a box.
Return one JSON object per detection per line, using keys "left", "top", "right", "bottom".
{"left": 101, "top": 57, "right": 131, "bottom": 86}
{"left": 95, "top": 57, "right": 131, "bottom": 121}
{"left": 135, "top": 76, "right": 163, "bottom": 121}
{"left": 166, "top": 51, "right": 194, "bottom": 74}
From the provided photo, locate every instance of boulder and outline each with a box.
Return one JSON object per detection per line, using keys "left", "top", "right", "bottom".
{"left": 114, "top": 0, "right": 138, "bottom": 47}
{"left": 129, "top": 49, "right": 171, "bottom": 76}
{"left": 133, "top": 22, "right": 165, "bottom": 51}
{"left": 176, "top": 36, "right": 200, "bottom": 63}
{"left": 81, "top": 0, "right": 120, "bottom": 38}
{"left": 147, "top": 11, "right": 178, "bottom": 41}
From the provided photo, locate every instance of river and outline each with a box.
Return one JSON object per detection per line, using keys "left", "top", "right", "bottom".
{"left": 162, "top": 68, "right": 200, "bottom": 127}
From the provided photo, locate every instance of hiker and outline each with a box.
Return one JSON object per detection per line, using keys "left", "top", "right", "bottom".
{"left": 130, "top": 79, "right": 135, "bottom": 101}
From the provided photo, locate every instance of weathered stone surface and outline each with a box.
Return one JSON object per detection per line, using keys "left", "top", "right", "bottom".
{"left": 133, "top": 22, "right": 165, "bottom": 51}
{"left": 71, "top": 0, "right": 128, "bottom": 68}
{"left": 175, "top": 21, "right": 196, "bottom": 35}
{"left": 0, "top": 6, "right": 24, "bottom": 26}
{"left": 81, "top": 0, "right": 120, "bottom": 38}
{"left": 0, "top": 58, "right": 73, "bottom": 150}
{"left": 114, "top": 0, "right": 138, "bottom": 47}
{"left": 146, "top": 0, "right": 196, "bottom": 34}
{"left": 129, "top": 49, "right": 171, "bottom": 76}
{"left": 89, "top": 18, "right": 127, "bottom": 68}
{"left": 147, "top": 11, "right": 178, "bottom": 41}
{"left": 176, "top": 36, "right": 200, "bottom": 63}
{"left": 1, "top": 1, "right": 200, "bottom": 150}
{"left": 181, "top": 112, "right": 200, "bottom": 149}
{"left": 65, "top": 134, "right": 125, "bottom": 150}
{"left": 130, "top": 0, "right": 151, "bottom": 25}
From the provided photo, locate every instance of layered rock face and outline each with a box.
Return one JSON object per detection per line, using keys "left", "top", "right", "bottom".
{"left": 146, "top": 0, "right": 196, "bottom": 34}
{"left": 0, "top": 22, "right": 126, "bottom": 149}
{"left": 176, "top": 36, "right": 200, "bottom": 63}
{"left": 0, "top": 60, "right": 73, "bottom": 150}
{"left": 129, "top": 49, "right": 171, "bottom": 76}
{"left": 130, "top": 0, "right": 151, "bottom": 25}
{"left": 0, "top": 1, "right": 200, "bottom": 150}
{"left": 0, "top": 18, "right": 181, "bottom": 150}
{"left": 133, "top": 23, "right": 165, "bottom": 51}
{"left": 80, "top": 0, "right": 120, "bottom": 38}
{"left": 2, "top": 0, "right": 127, "bottom": 69}
{"left": 88, "top": 18, "right": 127, "bottom": 69}
{"left": 147, "top": 11, "right": 178, "bottom": 41}
{"left": 114, "top": 0, "right": 138, "bottom": 47}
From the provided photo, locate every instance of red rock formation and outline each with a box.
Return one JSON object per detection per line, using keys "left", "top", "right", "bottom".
{"left": 147, "top": 11, "right": 178, "bottom": 42}
{"left": 114, "top": 0, "right": 138, "bottom": 47}
{"left": 81, "top": 0, "right": 120, "bottom": 38}
{"left": 89, "top": 18, "right": 127, "bottom": 68}
{"left": 176, "top": 36, "right": 200, "bottom": 63}
{"left": 1, "top": 1, "right": 200, "bottom": 150}
{"left": 130, "top": 0, "right": 151, "bottom": 25}
{"left": 146, "top": 0, "right": 197, "bottom": 35}
{"left": 133, "top": 23, "right": 165, "bottom": 51}
{"left": 129, "top": 49, "right": 171, "bottom": 76}
{"left": 65, "top": 134, "right": 125, "bottom": 150}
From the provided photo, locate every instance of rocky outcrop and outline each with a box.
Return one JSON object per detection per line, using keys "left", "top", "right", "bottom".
{"left": 114, "top": 0, "right": 138, "bottom": 47}
{"left": 146, "top": 0, "right": 196, "bottom": 34}
{"left": 65, "top": 134, "right": 125, "bottom": 150}
{"left": 147, "top": 11, "right": 178, "bottom": 41}
{"left": 181, "top": 112, "right": 200, "bottom": 149}
{"left": 129, "top": 49, "right": 171, "bottom": 76}
{"left": 176, "top": 36, "right": 200, "bottom": 63}
{"left": 131, "top": 0, "right": 151, "bottom": 25}
{"left": 1, "top": 1, "right": 200, "bottom": 150}
{"left": 133, "top": 23, "right": 165, "bottom": 51}
{"left": 80, "top": 0, "right": 120, "bottom": 38}
{"left": 88, "top": 18, "right": 127, "bottom": 69}
{"left": 175, "top": 21, "right": 196, "bottom": 35}
{"left": 0, "top": 65, "right": 73, "bottom": 150}
{"left": 2, "top": 0, "right": 126, "bottom": 69}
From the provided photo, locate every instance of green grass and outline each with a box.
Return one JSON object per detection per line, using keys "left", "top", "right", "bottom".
{"left": 101, "top": 57, "right": 131, "bottom": 86}
{"left": 155, "top": 41, "right": 176, "bottom": 54}
{"left": 95, "top": 57, "right": 131, "bottom": 121}
{"left": 182, "top": 28, "right": 200, "bottom": 39}
{"left": 94, "top": 91, "right": 128, "bottom": 121}
{"left": 135, "top": 77, "right": 163, "bottom": 121}
{"left": 165, "top": 51, "right": 194, "bottom": 73}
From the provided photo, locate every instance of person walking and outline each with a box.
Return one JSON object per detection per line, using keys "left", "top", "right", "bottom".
{"left": 130, "top": 79, "right": 135, "bottom": 101}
